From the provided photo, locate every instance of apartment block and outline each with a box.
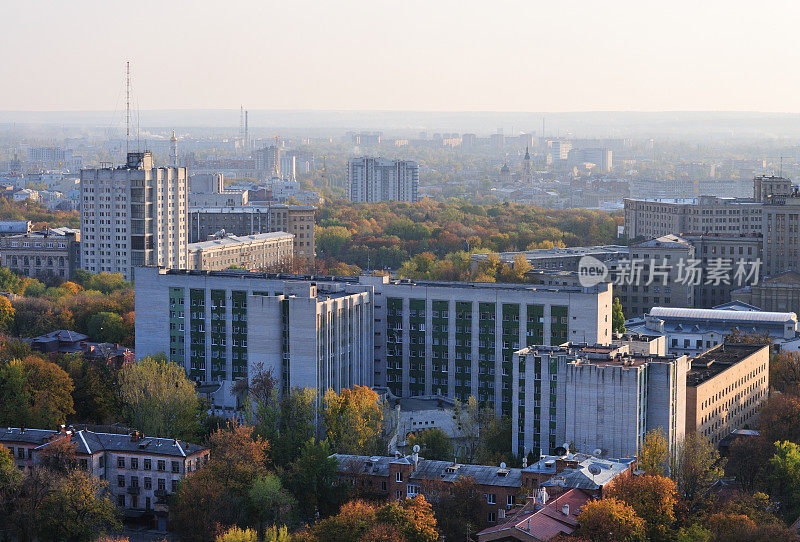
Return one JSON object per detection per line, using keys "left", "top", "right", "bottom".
{"left": 80, "top": 152, "right": 187, "bottom": 280}
{"left": 187, "top": 232, "right": 294, "bottom": 271}
{"left": 360, "top": 275, "right": 613, "bottom": 415}
{"left": 732, "top": 270, "right": 800, "bottom": 315}
{"left": 0, "top": 426, "right": 207, "bottom": 531}
{"left": 347, "top": 157, "right": 419, "bottom": 203}
{"left": 134, "top": 267, "right": 375, "bottom": 411}
{"left": 188, "top": 204, "right": 315, "bottom": 264}
{"left": 512, "top": 343, "right": 689, "bottom": 459}
{"left": 0, "top": 227, "right": 80, "bottom": 280}
{"left": 686, "top": 343, "right": 769, "bottom": 446}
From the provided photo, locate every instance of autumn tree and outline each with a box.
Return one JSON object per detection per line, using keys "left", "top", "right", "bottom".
{"left": 0, "top": 445, "right": 22, "bottom": 527}
{"left": 758, "top": 390, "right": 800, "bottom": 445}
{"left": 35, "top": 469, "right": 120, "bottom": 542}
{"left": 407, "top": 428, "right": 454, "bottom": 461}
{"left": 285, "top": 438, "right": 347, "bottom": 523}
{"left": 118, "top": 354, "right": 201, "bottom": 441}
{"left": 608, "top": 474, "right": 678, "bottom": 541}
{"left": 0, "top": 296, "right": 15, "bottom": 331}
{"left": 769, "top": 441, "right": 800, "bottom": 520}
{"left": 576, "top": 498, "right": 646, "bottom": 542}
{"left": 422, "top": 475, "right": 486, "bottom": 542}
{"left": 247, "top": 474, "right": 295, "bottom": 539}
{"left": 612, "top": 297, "right": 626, "bottom": 334}
{"left": 323, "top": 386, "right": 384, "bottom": 455}
{"left": 670, "top": 433, "right": 724, "bottom": 513}
{"left": 771, "top": 350, "right": 800, "bottom": 392}
{"left": 726, "top": 435, "right": 773, "bottom": 492}
{"left": 216, "top": 527, "right": 258, "bottom": 542}
{"left": 637, "top": 429, "right": 669, "bottom": 476}
{"left": 86, "top": 311, "right": 127, "bottom": 344}
{"left": 0, "top": 355, "right": 74, "bottom": 428}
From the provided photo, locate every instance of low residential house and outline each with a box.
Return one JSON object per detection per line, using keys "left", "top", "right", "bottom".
{"left": 522, "top": 453, "right": 635, "bottom": 498}
{"left": 476, "top": 488, "right": 593, "bottom": 542}
{"left": 28, "top": 329, "right": 134, "bottom": 367}
{"left": 332, "top": 451, "right": 633, "bottom": 526}
{"left": 0, "top": 426, "right": 209, "bottom": 531}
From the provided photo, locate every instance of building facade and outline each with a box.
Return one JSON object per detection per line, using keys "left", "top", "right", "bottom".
{"left": 187, "top": 232, "right": 294, "bottom": 271}
{"left": 0, "top": 227, "right": 80, "bottom": 280}
{"left": 732, "top": 270, "right": 800, "bottom": 316}
{"left": 135, "top": 267, "right": 375, "bottom": 411}
{"left": 80, "top": 152, "right": 187, "bottom": 280}
{"left": 512, "top": 343, "right": 689, "bottom": 459}
{"left": 347, "top": 157, "right": 419, "bottom": 203}
{"left": 188, "top": 204, "right": 315, "bottom": 264}
{"left": 685, "top": 343, "right": 769, "bottom": 447}
{"left": 360, "top": 275, "right": 613, "bottom": 415}
{"left": 0, "top": 426, "right": 208, "bottom": 530}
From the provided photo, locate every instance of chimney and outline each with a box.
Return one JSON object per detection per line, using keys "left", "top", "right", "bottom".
{"left": 562, "top": 504, "right": 570, "bottom": 516}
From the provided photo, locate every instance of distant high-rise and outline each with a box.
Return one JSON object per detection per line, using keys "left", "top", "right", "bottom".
{"left": 522, "top": 146, "right": 533, "bottom": 182}
{"left": 80, "top": 152, "right": 187, "bottom": 280}
{"left": 170, "top": 130, "right": 178, "bottom": 166}
{"left": 347, "top": 157, "right": 419, "bottom": 203}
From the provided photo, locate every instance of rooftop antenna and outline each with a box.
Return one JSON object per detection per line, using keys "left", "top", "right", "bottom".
{"left": 780, "top": 156, "right": 784, "bottom": 177}
{"left": 126, "top": 61, "right": 131, "bottom": 155}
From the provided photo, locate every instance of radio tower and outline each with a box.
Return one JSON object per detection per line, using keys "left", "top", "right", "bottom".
{"left": 170, "top": 130, "right": 178, "bottom": 166}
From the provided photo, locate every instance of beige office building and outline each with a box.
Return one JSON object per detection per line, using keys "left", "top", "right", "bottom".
{"left": 686, "top": 343, "right": 769, "bottom": 446}
{"left": 188, "top": 204, "right": 315, "bottom": 264}
{"left": 187, "top": 232, "right": 294, "bottom": 271}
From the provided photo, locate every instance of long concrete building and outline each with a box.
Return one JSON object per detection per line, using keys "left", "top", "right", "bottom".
{"left": 188, "top": 204, "right": 315, "bottom": 264}
{"left": 135, "top": 270, "right": 613, "bottom": 415}
{"left": 187, "top": 232, "right": 294, "bottom": 271}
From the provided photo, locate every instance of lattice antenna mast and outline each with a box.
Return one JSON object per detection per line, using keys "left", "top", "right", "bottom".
{"left": 126, "top": 61, "right": 131, "bottom": 155}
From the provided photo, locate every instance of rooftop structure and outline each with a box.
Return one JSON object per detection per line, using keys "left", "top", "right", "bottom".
{"left": 187, "top": 231, "right": 294, "bottom": 271}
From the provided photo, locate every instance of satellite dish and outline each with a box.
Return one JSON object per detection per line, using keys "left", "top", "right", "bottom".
{"left": 500, "top": 462, "right": 506, "bottom": 469}
{"left": 412, "top": 444, "right": 420, "bottom": 453}
{"left": 554, "top": 446, "right": 568, "bottom": 456}
{"left": 588, "top": 465, "right": 602, "bottom": 476}
{"left": 592, "top": 448, "right": 603, "bottom": 457}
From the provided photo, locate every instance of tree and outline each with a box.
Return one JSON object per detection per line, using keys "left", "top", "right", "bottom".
{"left": 422, "top": 476, "right": 485, "bottom": 542}
{"left": 406, "top": 428, "right": 453, "bottom": 461}
{"left": 758, "top": 391, "right": 800, "bottom": 445}
{"left": 86, "top": 311, "right": 126, "bottom": 344}
{"left": 576, "top": 498, "right": 646, "bottom": 542}
{"left": 637, "top": 429, "right": 669, "bottom": 476}
{"left": 58, "top": 353, "right": 121, "bottom": 425}
{"left": 264, "top": 526, "right": 291, "bottom": 542}
{"left": 286, "top": 438, "right": 347, "bottom": 523}
{"left": 0, "top": 445, "right": 22, "bottom": 527}
{"left": 452, "top": 395, "right": 484, "bottom": 463}
{"left": 0, "top": 355, "right": 74, "bottom": 428}
{"left": 769, "top": 441, "right": 800, "bottom": 520}
{"left": 248, "top": 474, "right": 295, "bottom": 538}
{"left": 0, "top": 296, "right": 15, "bottom": 331}
{"left": 38, "top": 435, "right": 79, "bottom": 473}
{"left": 118, "top": 354, "right": 201, "bottom": 441}
{"left": 216, "top": 527, "right": 257, "bottom": 542}
{"left": 253, "top": 384, "right": 318, "bottom": 468}
{"left": 323, "top": 386, "right": 383, "bottom": 455}
{"left": 771, "top": 350, "right": 800, "bottom": 393}
{"left": 375, "top": 495, "right": 439, "bottom": 542}
{"left": 171, "top": 423, "right": 269, "bottom": 542}
{"left": 612, "top": 297, "right": 626, "bottom": 333}
{"left": 608, "top": 474, "right": 677, "bottom": 542}
{"left": 35, "top": 470, "right": 120, "bottom": 542}
{"left": 726, "top": 435, "right": 773, "bottom": 492}
{"left": 670, "top": 433, "right": 724, "bottom": 513}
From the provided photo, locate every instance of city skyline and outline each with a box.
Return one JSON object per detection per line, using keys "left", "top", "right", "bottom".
{"left": 4, "top": 0, "right": 800, "bottom": 113}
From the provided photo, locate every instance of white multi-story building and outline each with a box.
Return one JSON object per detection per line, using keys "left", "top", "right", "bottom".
{"left": 512, "top": 343, "right": 689, "bottom": 459}
{"left": 80, "top": 152, "right": 187, "bottom": 280}
{"left": 347, "top": 157, "right": 419, "bottom": 203}
{"left": 135, "top": 267, "right": 375, "bottom": 411}
{"left": 187, "top": 232, "right": 294, "bottom": 271}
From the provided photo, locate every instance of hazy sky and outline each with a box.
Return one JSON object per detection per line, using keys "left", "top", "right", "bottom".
{"left": 4, "top": 0, "right": 800, "bottom": 112}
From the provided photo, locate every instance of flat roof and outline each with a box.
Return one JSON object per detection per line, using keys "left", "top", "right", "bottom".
{"left": 687, "top": 343, "right": 767, "bottom": 386}
{"left": 188, "top": 231, "right": 293, "bottom": 251}
{"left": 649, "top": 306, "right": 797, "bottom": 324}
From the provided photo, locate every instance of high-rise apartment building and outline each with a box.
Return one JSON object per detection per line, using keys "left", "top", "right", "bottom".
{"left": 347, "top": 157, "right": 419, "bottom": 203}
{"left": 80, "top": 152, "right": 187, "bottom": 280}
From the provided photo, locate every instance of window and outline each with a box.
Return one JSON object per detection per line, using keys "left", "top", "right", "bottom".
{"left": 172, "top": 460, "right": 180, "bottom": 473}
{"left": 486, "top": 493, "right": 496, "bottom": 505}
{"left": 117, "top": 457, "right": 125, "bottom": 469}
{"left": 117, "top": 475, "right": 125, "bottom": 487}
{"left": 396, "top": 472, "right": 403, "bottom": 483}
{"left": 117, "top": 495, "right": 125, "bottom": 507}
{"left": 507, "top": 495, "right": 515, "bottom": 506}
{"left": 131, "top": 458, "right": 139, "bottom": 470}
{"left": 144, "top": 477, "right": 152, "bottom": 490}
{"left": 158, "top": 478, "right": 166, "bottom": 491}
{"left": 157, "top": 460, "right": 166, "bottom": 471}
{"left": 381, "top": 481, "right": 387, "bottom": 491}
{"left": 488, "top": 512, "right": 496, "bottom": 523}
{"left": 144, "top": 459, "right": 151, "bottom": 470}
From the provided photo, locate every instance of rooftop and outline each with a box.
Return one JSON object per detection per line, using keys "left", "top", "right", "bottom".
{"left": 188, "top": 231, "right": 294, "bottom": 251}
{"left": 649, "top": 306, "right": 797, "bottom": 324}
{"left": 687, "top": 343, "right": 767, "bottom": 386}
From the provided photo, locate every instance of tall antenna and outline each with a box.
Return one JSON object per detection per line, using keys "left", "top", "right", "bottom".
{"left": 126, "top": 61, "right": 131, "bottom": 155}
